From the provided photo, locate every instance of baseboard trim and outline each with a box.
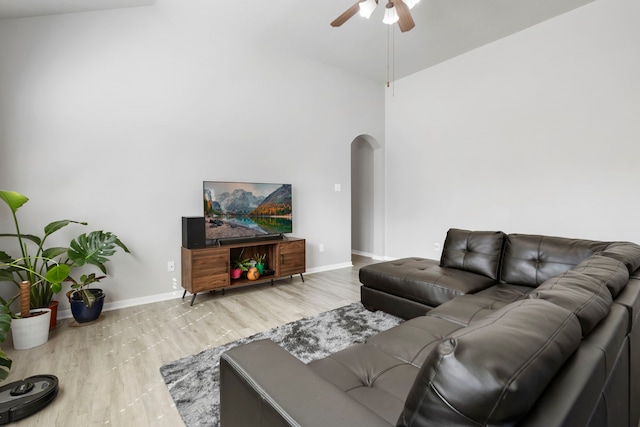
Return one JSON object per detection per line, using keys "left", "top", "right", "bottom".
{"left": 57, "top": 290, "right": 183, "bottom": 320}
{"left": 57, "top": 262, "right": 354, "bottom": 319}
{"left": 306, "top": 262, "right": 353, "bottom": 273}
{"left": 352, "top": 250, "right": 394, "bottom": 261}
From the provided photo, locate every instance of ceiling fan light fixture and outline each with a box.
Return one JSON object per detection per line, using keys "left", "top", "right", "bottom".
{"left": 382, "top": 4, "right": 399, "bottom": 25}
{"left": 358, "top": 0, "right": 377, "bottom": 19}
{"left": 405, "top": 0, "right": 420, "bottom": 9}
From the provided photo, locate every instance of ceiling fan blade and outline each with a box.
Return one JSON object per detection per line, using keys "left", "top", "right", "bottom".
{"left": 394, "top": 0, "right": 415, "bottom": 32}
{"left": 330, "top": 1, "right": 362, "bottom": 27}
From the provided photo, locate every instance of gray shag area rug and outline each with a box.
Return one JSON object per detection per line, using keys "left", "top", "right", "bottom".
{"left": 159, "top": 302, "right": 403, "bottom": 427}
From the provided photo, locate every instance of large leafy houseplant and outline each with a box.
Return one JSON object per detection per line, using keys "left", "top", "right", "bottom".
{"left": 0, "top": 190, "right": 82, "bottom": 309}
{"left": 1, "top": 190, "right": 130, "bottom": 310}
{"left": 0, "top": 190, "right": 76, "bottom": 380}
{"left": 0, "top": 190, "right": 129, "bottom": 378}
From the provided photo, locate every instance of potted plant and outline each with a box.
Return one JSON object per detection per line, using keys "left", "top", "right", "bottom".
{"left": 0, "top": 190, "right": 83, "bottom": 328}
{"left": 0, "top": 190, "right": 130, "bottom": 325}
{"left": 231, "top": 249, "right": 251, "bottom": 280}
{"left": 0, "top": 257, "right": 68, "bottom": 350}
{"left": 254, "top": 253, "right": 267, "bottom": 275}
{"left": 64, "top": 231, "right": 129, "bottom": 323}
{"left": 10, "top": 280, "right": 52, "bottom": 350}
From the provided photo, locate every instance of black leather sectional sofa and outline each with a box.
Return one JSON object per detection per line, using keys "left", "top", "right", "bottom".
{"left": 220, "top": 229, "right": 640, "bottom": 427}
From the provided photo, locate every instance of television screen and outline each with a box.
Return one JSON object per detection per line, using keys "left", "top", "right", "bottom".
{"left": 203, "top": 181, "right": 292, "bottom": 243}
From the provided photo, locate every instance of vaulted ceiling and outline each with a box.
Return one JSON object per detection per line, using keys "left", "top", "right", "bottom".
{"left": 0, "top": 0, "right": 594, "bottom": 83}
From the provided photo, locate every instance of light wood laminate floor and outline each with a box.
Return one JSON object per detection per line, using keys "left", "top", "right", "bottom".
{"left": 3, "top": 256, "right": 375, "bottom": 426}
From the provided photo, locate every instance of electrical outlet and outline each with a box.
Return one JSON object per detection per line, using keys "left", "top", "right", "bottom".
{"left": 434, "top": 243, "right": 441, "bottom": 252}
{"left": 319, "top": 244, "right": 325, "bottom": 252}
{"left": 167, "top": 261, "right": 175, "bottom": 272}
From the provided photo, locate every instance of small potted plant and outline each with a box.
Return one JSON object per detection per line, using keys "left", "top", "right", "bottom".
{"left": 231, "top": 249, "right": 251, "bottom": 279}
{"left": 254, "top": 253, "right": 267, "bottom": 275}
{"left": 64, "top": 231, "right": 130, "bottom": 323}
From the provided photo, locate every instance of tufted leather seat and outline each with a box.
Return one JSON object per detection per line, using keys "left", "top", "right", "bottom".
{"left": 307, "top": 315, "right": 464, "bottom": 424}
{"left": 360, "top": 258, "right": 497, "bottom": 315}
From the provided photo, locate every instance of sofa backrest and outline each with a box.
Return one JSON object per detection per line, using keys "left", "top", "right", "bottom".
{"left": 571, "top": 255, "right": 630, "bottom": 298}
{"left": 531, "top": 268, "right": 614, "bottom": 336}
{"left": 440, "top": 228, "right": 506, "bottom": 280}
{"left": 397, "top": 299, "right": 581, "bottom": 427}
{"left": 500, "top": 234, "right": 608, "bottom": 287}
{"left": 598, "top": 241, "right": 640, "bottom": 274}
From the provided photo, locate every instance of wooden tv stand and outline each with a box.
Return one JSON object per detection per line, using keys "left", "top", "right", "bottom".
{"left": 181, "top": 237, "right": 305, "bottom": 305}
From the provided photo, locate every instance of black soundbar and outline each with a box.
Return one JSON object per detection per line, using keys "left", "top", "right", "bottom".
{"left": 212, "top": 233, "right": 284, "bottom": 246}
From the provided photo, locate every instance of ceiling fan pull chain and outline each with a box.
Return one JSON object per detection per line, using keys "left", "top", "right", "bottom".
{"left": 392, "top": 23, "right": 395, "bottom": 95}
{"left": 387, "top": 21, "right": 396, "bottom": 94}
{"left": 387, "top": 23, "right": 391, "bottom": 87}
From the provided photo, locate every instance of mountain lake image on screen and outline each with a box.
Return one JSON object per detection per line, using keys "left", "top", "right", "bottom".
{"left": 203, "top": 181, "right": 292, "bottom": 243}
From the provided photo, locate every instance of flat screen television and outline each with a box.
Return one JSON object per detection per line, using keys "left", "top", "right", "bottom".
{"left": 203, "top": 181, "right": 292, "bottom": 244}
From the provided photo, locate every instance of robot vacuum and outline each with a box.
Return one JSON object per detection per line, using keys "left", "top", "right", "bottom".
{"left": 0, "top": 375, "right": 58, "bottom": 424}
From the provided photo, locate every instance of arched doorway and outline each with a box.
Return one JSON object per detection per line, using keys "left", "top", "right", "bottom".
{"left": 351, "top": 134, "right": 384, "bottom": 260}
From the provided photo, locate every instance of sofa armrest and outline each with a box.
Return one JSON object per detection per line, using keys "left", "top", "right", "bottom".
{"left": 220, "top": 339, "right": 391, "bottom": 427}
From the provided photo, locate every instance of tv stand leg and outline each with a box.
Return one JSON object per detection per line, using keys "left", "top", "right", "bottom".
{"left": 182, "top": 290, "right": 187, "bottom": 299}
{"left": 190, "top": 293, "right": 197, "bottom": 306}
{"left": 300, "top": 273, "right": 304, "bottom": 283}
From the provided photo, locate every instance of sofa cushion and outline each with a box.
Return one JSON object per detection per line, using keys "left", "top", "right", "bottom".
{"left": 359, "top": 258, "right": 497, "bottom": 309}
{"left": 500, "top": 234, "right": 607, "bottom": 287}
{"left": 422, "top": 283, "right": 535, "bottom": 329}
{"left": 598, "top": 242, "right": 640, "bottom": 274}
{"left": 571, "top": 255, "right": 629, "bottom": 298}
{"left": 425, "top": 294, "right": 513, "bottom": 327}
{"left": 309, "top": 315, "right": 464, "bottom": 424}
{"left": 475, "top": 282, "right": 533, "bottom": 303}
{"left": 397, "top": 299, "right": 581, "bottom": 427}
{"left": 531, "top": 268, "right": 613, "bottom": 336}
{"left": 440, "top": 228, "right": 505, "bottom": 280}
{"left": 220, "top": 339, "right": 393, "bottom": 427}
{"left": 308, "top": 344, "right": 414, "bottom": 424}
{"left": 366, "top": 315, "right": 463, "bottom": 367}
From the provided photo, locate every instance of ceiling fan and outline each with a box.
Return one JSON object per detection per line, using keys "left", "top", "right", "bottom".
{"left": 330, "top": 0, "right": 419, "bottom": 33}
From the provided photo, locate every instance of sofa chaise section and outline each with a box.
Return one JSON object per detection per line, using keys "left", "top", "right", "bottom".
{"left": 360, "top": 229, "right": 506, "bottom": 319}
{"left": 220, "top": 230, "right": 640, "bottom": 427}
{"left": 360, "top": 229, "right": 616, "bottom": 319}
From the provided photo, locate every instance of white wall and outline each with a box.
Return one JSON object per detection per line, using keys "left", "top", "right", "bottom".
{"left": 0, "top": 3, "right": 385, "bottom": 313}
{"left": 384, "top": 0, "right": 640, "bottom": 259}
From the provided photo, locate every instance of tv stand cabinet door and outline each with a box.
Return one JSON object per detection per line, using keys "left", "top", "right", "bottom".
{"left": 277, "top": 239, "right": 305, "bottom": 277}
{"left": 182, "top": 247, "right": 229, "bottom": 293}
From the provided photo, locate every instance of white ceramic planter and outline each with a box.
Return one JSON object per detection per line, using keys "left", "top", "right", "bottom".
{"left": 11, "top": 308, "right": 52, "bottom": 350}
